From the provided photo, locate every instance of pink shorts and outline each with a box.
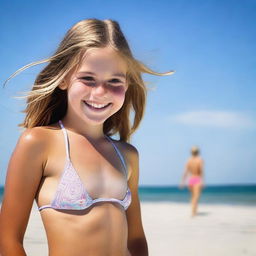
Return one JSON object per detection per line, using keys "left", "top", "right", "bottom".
{"left": 188, "top": 176, "right": 202, "bottom": 186}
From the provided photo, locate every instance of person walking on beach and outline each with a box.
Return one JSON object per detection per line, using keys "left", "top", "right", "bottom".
{"left": 0, "top": 19, "right": 173, "bottom": 256}
{"left": 180, "top": 146, "right": 204, "bottom": 217}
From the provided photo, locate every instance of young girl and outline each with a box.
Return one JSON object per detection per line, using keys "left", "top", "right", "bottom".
{"left": 0, "top": 19, "right": 173, "bottom": 256}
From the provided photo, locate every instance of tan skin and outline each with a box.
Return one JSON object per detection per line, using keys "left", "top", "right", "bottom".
{"left": 0, "top": 47, "right": 148, "bottom": 256}
{"left": 180, "top": 153, "right": 204, "bottom": 217}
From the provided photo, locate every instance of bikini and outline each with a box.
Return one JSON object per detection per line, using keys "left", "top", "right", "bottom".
{"left": 188, "top": 176, "right": 202, "bottom": 186}
{"left": 38, "top": 120, "right": 132, "bottom": 212}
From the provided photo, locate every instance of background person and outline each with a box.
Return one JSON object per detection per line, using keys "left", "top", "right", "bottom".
{"left": 180, "top": 146, "right": 204, "bottom": 217}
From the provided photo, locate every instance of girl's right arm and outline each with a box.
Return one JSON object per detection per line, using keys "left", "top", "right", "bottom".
{"left": 0, "top": 128, "right": 48, "bottom": 256}
{"left": 179, "top": 161, "right": 189, "bottom": 188}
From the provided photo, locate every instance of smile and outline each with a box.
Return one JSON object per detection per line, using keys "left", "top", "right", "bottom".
{"left": 83, "top": 101, "right": 112, "bottom": 111}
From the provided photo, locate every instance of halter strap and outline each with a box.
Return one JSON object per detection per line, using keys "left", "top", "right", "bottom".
{"left": 59, "top": 120, "right": 70, "bottom": 161}
{"left": 58, "top": 120, "right": 128, "bottom": 178}
{"left": 104, "top": 135, "right": 128, "bottom": 178}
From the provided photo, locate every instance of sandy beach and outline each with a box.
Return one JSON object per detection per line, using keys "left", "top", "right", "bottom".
{"left": 17, "top": 202, "right": 256, "bottom": 256}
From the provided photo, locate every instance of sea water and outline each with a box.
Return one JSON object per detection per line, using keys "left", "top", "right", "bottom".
{"left": 138, "top": 185, "right": 256, "bottom": 206}
{"left": 1, "top": 185, "right": 255, "bottom": 206}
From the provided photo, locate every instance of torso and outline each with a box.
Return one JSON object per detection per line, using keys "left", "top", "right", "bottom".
{"left": 186, "top": 156, "right": 203, "bottom": 177}
{"left": 35, "top": 123, "right": 132, "bottom": 256}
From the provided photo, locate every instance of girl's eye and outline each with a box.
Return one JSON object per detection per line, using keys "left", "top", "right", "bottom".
{"left": 108, "top": 79, "right": 122, "bottom": 84}
{"left": 80, "top": 76, "right": 96, "bottom": 86}
{"left": 81, "top": 76, "right": 95, "bottom": 81}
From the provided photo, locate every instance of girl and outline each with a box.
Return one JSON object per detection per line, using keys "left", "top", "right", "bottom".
{"left": 180, "top": 146, "right": 204, "bottom": 217}
{"left": 0, "top": 19, "right": 173, "bottom": 256}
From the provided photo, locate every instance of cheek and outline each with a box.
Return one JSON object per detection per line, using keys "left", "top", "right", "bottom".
{"left": 113, "top": 89, "right": 126, "bottom": 107}
{"left": 108, "top": 85, "right": 127, "bottom": 99}
{"left": 67, "top": 83, "right": 88, "bottom": 101}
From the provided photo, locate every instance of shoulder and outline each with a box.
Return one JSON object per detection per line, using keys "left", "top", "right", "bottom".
{"left": 113, "top": 140, "right": 139, "bottom": 180}
{"left": 18, "top": 127, "right": 47, "bottom": 148}
{"left": 18, "top": 126, "right": 53, "bottom": 144}
{"left": 186, "top": 157, "right": 193, "bottom": 164}
{"left": 198, "top": 157, "right": 204, "bottom": 164}
{"left": 114, "top": 140, "right": 139, "bottom": 161}
{"left": 16, "top": 125, "right": 59, "bottom": 155}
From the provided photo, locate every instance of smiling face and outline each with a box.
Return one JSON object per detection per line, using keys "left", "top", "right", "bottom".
{"left": 61, "top": 47, "right": 128, "bottom": 126}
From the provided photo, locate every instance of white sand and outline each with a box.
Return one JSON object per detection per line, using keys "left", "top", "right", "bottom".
{"left": 3, "top": 202, "right": 256, "bottom": 255}
{"left": 142, "top": 203, "right": 256, "bottom": 256}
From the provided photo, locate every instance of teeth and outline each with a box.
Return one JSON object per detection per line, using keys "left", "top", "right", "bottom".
{"left": 85, "top": 101, "right": 110, "bottom": 109}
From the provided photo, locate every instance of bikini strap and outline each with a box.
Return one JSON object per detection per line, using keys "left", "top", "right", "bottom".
{"left": 58, "top": 120, "right": 127, "bottom": 178}
{"left": 105, "top": 135, "right": 128, "bottom": 179}
{"left": 58, "top": 120, "right": 71, "bottom": 161}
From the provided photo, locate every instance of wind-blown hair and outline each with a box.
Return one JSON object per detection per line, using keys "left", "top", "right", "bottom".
{"left": 4, "top": 19, "right": 174, "bottom": 142}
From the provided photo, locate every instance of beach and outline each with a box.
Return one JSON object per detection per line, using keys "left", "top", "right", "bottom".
{"left": 20, "top": 202, "right": 256, "bottom": 256}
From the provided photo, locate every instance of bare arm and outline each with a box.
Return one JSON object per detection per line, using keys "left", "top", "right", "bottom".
{"left": 0, "top": 128, "right": 47, "bottom": 256}
{"left": 180, "top": 161, "right": 189, "bottom": 188}
{"left": 126, "top": 146, "right": 148, "bottom": 256}
{"left": 199, "top": 159, "right": 205, "bottom": 186}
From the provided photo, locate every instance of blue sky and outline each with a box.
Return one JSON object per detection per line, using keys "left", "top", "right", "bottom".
{"left": 0, "top": 0, "right": 255, "bottom": 186}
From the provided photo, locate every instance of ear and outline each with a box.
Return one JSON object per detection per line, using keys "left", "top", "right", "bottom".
{"left": 58, "top": 80, "right": 68, "bottom": 90}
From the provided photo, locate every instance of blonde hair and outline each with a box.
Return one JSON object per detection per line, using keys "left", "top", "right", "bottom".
{"left": 4, "top": 19, "right": 174, "bottom": 142}
{"left": 191, "top": 146, "right": 200, "bottom": 156}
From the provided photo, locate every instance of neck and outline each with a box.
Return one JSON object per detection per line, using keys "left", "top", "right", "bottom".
{"left": 60, "top": 116, "right": 106, "bottom": 142}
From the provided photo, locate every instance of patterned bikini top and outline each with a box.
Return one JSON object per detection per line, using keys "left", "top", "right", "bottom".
{"left": 38, "top": 120, "right": 132, "bottom": 212}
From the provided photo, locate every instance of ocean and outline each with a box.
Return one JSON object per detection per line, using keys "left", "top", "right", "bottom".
{"left": 0, "top": 185, "right": 255, "bottom": 206}
{"left": 138, "top": 185, "right": 256, "bottom": 206}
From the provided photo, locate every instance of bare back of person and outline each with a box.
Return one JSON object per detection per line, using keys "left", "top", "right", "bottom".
{"left": 35, "top": 123, "right": 132, "bottom": 256}
{"left": 186, "top": 156, "right": 203, "bottom": 177}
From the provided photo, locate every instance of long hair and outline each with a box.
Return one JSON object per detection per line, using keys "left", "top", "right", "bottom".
{"left": 4, "top": 19, "right": 174, "bottom": 142}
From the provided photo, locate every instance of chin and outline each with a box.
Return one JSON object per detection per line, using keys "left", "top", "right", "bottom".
{"left": 82, "top": 115, "right": 111, "bottom": 126}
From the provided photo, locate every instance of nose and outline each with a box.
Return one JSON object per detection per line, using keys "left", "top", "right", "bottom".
{"left": 91, "top": 81, "right": 108, "bottom": 98}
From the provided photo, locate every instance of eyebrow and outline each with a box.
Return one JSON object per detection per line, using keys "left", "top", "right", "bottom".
{"left": 77, "top": 71, "right": 126, "bottom": 79}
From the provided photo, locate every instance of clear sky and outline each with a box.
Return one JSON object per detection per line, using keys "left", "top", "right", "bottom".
{"left": 0, "top": 0, "right": 255, "bottom": 186}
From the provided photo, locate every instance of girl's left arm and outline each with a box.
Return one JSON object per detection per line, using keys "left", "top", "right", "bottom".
{"left": 125, "top": 145, "right": 148, "bottom": 256}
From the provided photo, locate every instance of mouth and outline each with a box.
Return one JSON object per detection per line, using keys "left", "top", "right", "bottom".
{"left": 83, "top": 101, "right": 112, "bottom": 112}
